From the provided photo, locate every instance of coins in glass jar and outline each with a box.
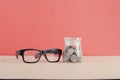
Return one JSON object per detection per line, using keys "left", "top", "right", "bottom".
{"left": 64, "top": 46, "right": 80, "bottom": 63}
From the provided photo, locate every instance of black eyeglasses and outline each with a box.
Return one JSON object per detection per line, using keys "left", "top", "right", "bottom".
{"left": 16, "top": 48, "right": 62, "bottom": 63}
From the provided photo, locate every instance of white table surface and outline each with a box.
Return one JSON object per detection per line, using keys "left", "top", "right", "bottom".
{"left": 0, "top": 56, "right": 120, "bottom": 79}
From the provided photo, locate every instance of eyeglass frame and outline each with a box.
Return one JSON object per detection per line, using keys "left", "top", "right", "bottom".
{"left": 16, "top": 48, "right": 62, "bottom": 63}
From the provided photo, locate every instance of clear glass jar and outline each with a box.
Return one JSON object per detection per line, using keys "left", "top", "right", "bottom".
{"left": 63, "top": 37, "right": 82, "bottom": 63}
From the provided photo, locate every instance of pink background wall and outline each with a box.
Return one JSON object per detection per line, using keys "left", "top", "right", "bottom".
{"left": 0, "top": 0, "right": 120, "bottom": 56}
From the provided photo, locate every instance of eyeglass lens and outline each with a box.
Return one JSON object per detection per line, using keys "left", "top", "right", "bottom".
{"left": 24, "top": 50, "right": 40, "bottom": 62}
{"left": 45, "top": 53, "right": 60, "bottom": 62}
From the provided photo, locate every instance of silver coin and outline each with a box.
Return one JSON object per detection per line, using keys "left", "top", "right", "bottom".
{"left": 70, "top": 54, "right": 79, "bottom": 63}
{"left": 65, "top": 46, "right": 74, "bottom": 53}
{"left": 66, "top": 53, "right": 71, "bottom": 58}
{"left": 64, "top": 52, "right": 72, "bottom": 62}
{"left": 64, "top": 55, "right": 69, "bottom": 62}
{"left": 67, "top": 48, "right": 75, "bottom": 55}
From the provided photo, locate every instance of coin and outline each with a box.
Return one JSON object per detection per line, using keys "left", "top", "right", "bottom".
{"left": 63, "top": 53, "right": 70, "bottom": 62}
{"left": 63, "top": 56, "right": 69, "bottom": 62}
{"left": 67, "top": 47, "right": 75, "bottom": 55}
{"left": 70, "top": 54, "right": 79, "bottom": 63}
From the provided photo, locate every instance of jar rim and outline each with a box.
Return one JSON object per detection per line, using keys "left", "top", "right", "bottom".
{"left": 64, "top": 37, "right": 82, "bottom": 40}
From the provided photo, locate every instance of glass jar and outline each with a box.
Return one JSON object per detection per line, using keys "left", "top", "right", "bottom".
{"left": 63, "top": 37, "right": 82, "bottom": 63}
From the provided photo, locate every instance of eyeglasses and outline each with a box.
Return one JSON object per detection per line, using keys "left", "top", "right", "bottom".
{"left": 16, "top": 48, "right": 62, "bottom": 63}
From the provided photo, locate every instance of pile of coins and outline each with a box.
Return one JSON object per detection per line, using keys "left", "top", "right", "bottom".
{"left": 64, "top": 46, "right": 81, "bottom": 63}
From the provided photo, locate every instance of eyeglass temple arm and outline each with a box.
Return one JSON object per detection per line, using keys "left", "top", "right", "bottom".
{"left": 16, "top": 50, "right": 20, "bottom": 59}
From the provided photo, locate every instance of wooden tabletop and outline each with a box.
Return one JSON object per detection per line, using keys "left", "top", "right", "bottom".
{"left": 0, "top": 56, "right": 120, "bottom": 79}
